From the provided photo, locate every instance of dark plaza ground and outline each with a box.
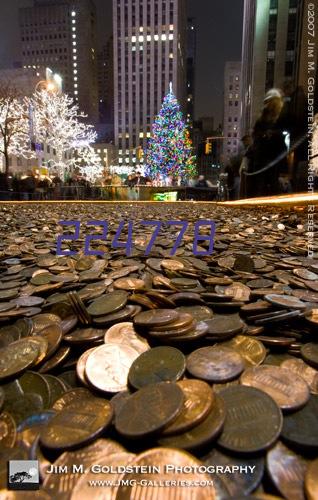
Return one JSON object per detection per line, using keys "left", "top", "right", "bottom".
{"left": 0, "top": 198, "right": 317, "bottom": 498}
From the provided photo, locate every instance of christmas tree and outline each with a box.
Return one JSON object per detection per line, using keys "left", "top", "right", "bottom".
{"left": 145, "top": 85, "right": 196, "bottom": 181}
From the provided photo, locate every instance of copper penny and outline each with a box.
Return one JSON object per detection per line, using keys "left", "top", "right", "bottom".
{"left": 85, "top": 343, "right": 140, "bottom": 393}
{"left": 162, "top": 380, "right": 214, "bottom": 435}
{"left": 0, "top": 340, "right": 39, "bottom": 382}
{"left": 114, "top": 447, "right": 216, "bottom": 499}
{"left": 104, "top": 322, "right": 150, "bottom": 354}
{"left": 133, "top": 309, "right": 179, "bottom": 327}
{"left": 115, "top": 382, "right": 184, "bottom": 438}
{"left": 0, "top": 412, "right": 16, "bottom": 448}
{"left": 281, "top": 358, "right": 318, "bottom": 394}
{"left": 158, "top": 395, "right": 225, "bottom": 451}
{"left": 220, "top": 335, "right": 267, "bottom": 367}
{"left": 187, "top": 346, "right": 245, "bottom": 383}
{"left": 217, "top": 386, "right": 282, "bottom": 454}
{"left": 240, "top": 365, "right": 310, "bottom": 411}
{"left": 305, "top": 458, "right": 318, "bottom": 500}
{"left": 40, "top": 398, "right": 113, "bottom": 450}
{"left": 266, "top": 442, "right": 307, "bottom": 500}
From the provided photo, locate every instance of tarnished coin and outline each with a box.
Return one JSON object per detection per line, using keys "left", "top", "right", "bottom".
{"left": 12, "top": 296, "right": 44, "bottom": 307}
{"left": 264, "top": 294, "right": 307, "bottom": 310}
{"left": 114, "top": 447, "right": 216, "bottom": 499}
{"left": 115, "top": 382, "right": 184, "bottom": 438}
{"left": 202, "top": 449, "right": 264, "bottom": 498}
{"left": 31, "top": 313, "right": 61, "bottom": 334}
{"left": 224, "top": 283, "right": 251, "bottom": 302}
{"left": 281, "top": 395, "right": 318, "bottom": 450}
{"left": 0, "top": 412, "right": 16, "bottom": 448}
{"left": 85, "top": 343, "right": 140, "bottom": 393}
{"left": 87, "top": 290, "right": 128, "bottom": 317}
{"left": 158, "top": 395, "right": 225, "bottom": 450}
{"left": 240, "top": 365, "right": 310, "bottom": 411}
{"left": 35, "top": 323, "right": 63, "bottom": 358}
{"left": 305, "top": 458, "right": 318, "bottom": 500}
{"left": 64, "top": 327, "right": 105, "bottom": 344}
{"left": 150, "top": 313, "right": 194, "bottom": 332}
{"left": 52, "top": 388, "right": 93, "bottom": 411}
{"left": 0, "top": 389, "right": 3, "bottom": 412}
{"left": 40, "top": 398, "right": 113, "bottom": 450}
{"left": 281, "top": 358, "right": 318, "bottom": 394}
{"left": 18, "top": 371, "right": 51, "bottom": 409}
{"left": 204, "top": 314, "right": 245, "bottom": 339}
{"left": 187, "top": 346, "right": 245, "bottom": 383}
{"left": 128, "top": 346, "right": 186, "bottom": 389}
{"left": 266, "top": 442, "right": 307, "bottom": 500}
{"left": 92, "top": 305, "right": 137, "bottom": 326}
{"left": 220, "top": 335, "right": 267, "bottom": 367}
{"left": 0, "top": 340, "right": 39, "bottom": 382}
{"left": 133, "top": 309, "right": 179, "bottom": 327}
{"left": 162, "top": 380, "right": 214, "bottom": 435}
{"left": 38, "top": 345, "right": 70, "bottom": 374}
{"left": 301, "top": 343, "right": 318, "bottom": 369}
{"left": 176, "top": 305, "right": 213, "bottom": 322}
{"left": 4, "top": 393, "right": 43, "bottom": 426}
{"left": 217, "top": 386, "right": 282, "bottom": 454}
{"left": 104, "top": 322, "right": 150, "bottom": 354}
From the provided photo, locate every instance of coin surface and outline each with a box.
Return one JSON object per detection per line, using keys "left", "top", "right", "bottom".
{"left": 305, "top": 458, "right": 318, "bottom": 500}
{"left": 301, "top": 343, "right": 318, "bottom": 369}
{"left": 104, "top": 322, "right": 150, "bottom": 354}
{"left": 264, "top": 294, "right": 307, "bottom": 309}
{"left": 220, "top": 335, "right": 267, "bottom": 367}
{"left": 133, "top": 309, "right": 179, "bottom": 327}
{"left": 0, "top": 412, "right": 16, "bottom": 448}
{"left": 115, "top": 382, "right": 184, "bottom": 438}
{"left": 128, "top": 346, "right": 186, "bottom": 389}
{"left": 266, "top": 442, "right": 307, "bottom": 500}
{"left": 161, "top": 379, "right": 214, "bottom": 435}
{"left": 281, "top": 358, "right": 318, "bottom": 394}
{"left": 0, "top": 340, "right": 39, "bottom": 382}
{"left": 158, "top": 394, "right": 226, "bottom": 450}
{"left": 85, "top": 343, "right": 140, "bottom": 393}
{"left": 217, "top": 386, "right": 282, "bottom": 453}
{"left": 114, "top": 447, "right": 216, "bottom": 499}
{"left": 40, "top": 398, "right": 113, "bottom": 449}
{"left": 87, "top": 290, "right": 128, "bottom": 316}
{"left": 240, "top": 365, "right": 310, "bottom": 411}
{"left": 281, "top": 395, "right": 318, "bottom": 450}
{"left": 187, "top": 346, "right": 245, "bottom": 382}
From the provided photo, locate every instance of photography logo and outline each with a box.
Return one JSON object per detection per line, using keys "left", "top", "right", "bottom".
{"left": 8, "top": 460, "right": 39, "bottom": 490}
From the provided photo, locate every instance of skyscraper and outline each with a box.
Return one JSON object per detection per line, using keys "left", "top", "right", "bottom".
{"left": 98, "top": 36, "right": 114, "bottom": 125}
{"left": 19, "top": 0, "right": 98, "bottom": 121}
{"left": 113, "top": 0, "right": 187, "bottom": 170}
{"left": 186, "top": 17, "right": 196, "bottom": 128}
{"left": 223, "top": 61, "right": 242, "bottom": 163}
{"left": 241, "top": 0, "right": 306, "bottom": 134}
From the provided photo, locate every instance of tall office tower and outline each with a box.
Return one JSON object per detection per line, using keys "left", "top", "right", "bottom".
{"left": 241, "top": 0, "right": 306, "bottom": 134}
{"left": 223, "top": 61, "right": 242, "bottom": 163}
{"left": 19, "top": 0, "right": 98, "bottom": 121}
{"left": 98, "top": 36, "right": 114, "bottom": 125}
{"left": 113, "top": 0, "right": 187, "bottom": 170}
{"left": 186, "top": 17, "right": 196, "bottom": 128}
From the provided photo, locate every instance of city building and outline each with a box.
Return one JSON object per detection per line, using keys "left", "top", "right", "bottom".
{"left": 92, "top": 142, "right": 117, "bottom": 171}
{"left": 223, "top": 61, "right": 241, "bottom": 163}
{"left": 19, "top": 0, "right": 99, "bottom": 121}
{"left": 186, "top": 17, "right": 196, "bottom": 128}
{"left": 241, "top": 0, "right": 308, "bottom": 134}
{"left": 113, "top": 0, "right": 187, "bottom": 171}
{"left": 98, "top": 37, "right": 114, "bottom": 126}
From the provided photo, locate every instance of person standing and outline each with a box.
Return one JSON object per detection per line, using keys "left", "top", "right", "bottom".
{"left": 245, "top": 89, "right": 287, "bottom": 198}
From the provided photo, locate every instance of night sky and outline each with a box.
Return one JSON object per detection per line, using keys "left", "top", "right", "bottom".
{"left": 0, "top": 0, "right": 244, "bottom": 124}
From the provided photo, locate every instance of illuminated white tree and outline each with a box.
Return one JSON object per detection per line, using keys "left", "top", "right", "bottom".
{"left": 0, "top": 84, "right": 34, "bottom": 177}
{"left": 77, "top": 147, "right": 104, "bottom": 182}
{"left": 30, "top": 89, "right": 97, "bottom": 176}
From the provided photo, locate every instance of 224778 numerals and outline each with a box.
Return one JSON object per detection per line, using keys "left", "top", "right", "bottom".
{"left": 56, "top": 220, "right": 216, "bottom": 257}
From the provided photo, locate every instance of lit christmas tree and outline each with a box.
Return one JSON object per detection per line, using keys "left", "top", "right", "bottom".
{"left": 145, "top": 85, "right": 196, "bottom": 181}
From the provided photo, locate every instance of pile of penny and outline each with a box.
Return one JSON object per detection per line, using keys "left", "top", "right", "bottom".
{"left": 0, "top": 202, "right": 317, "bottom": 499}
